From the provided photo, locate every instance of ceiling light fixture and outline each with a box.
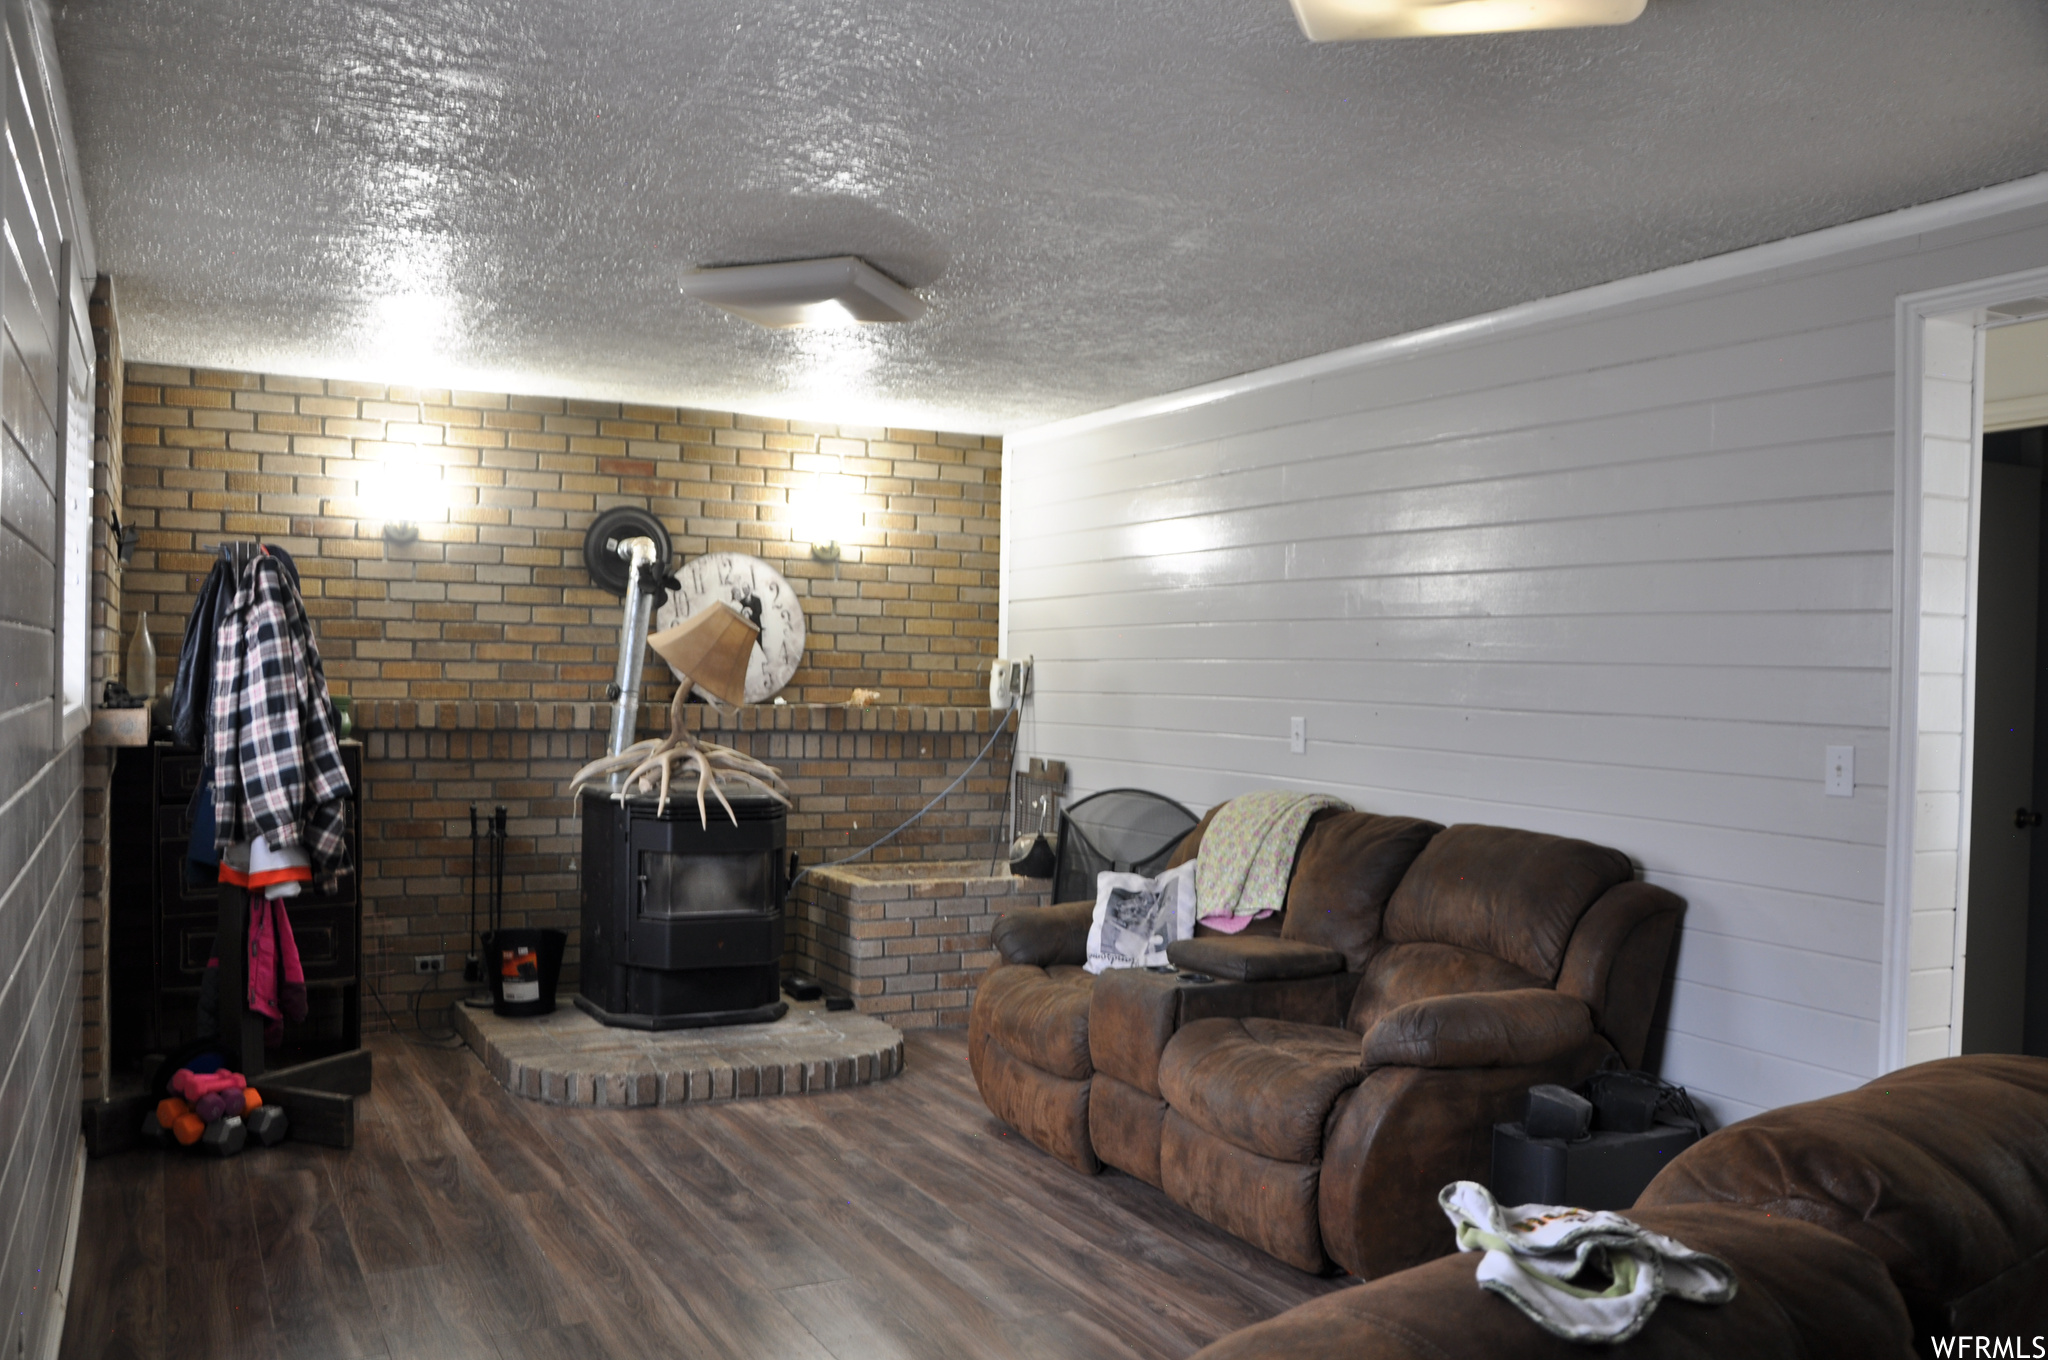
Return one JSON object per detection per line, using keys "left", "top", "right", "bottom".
{"left": 1289, "top": 0, "right": 1644, "bottom": 40}
{"left": 681, "top": 256, "right": 926, "bottom": 329}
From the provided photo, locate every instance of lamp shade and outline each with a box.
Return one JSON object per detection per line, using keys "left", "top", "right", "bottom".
{"left": 647, "top": 601, "right": 760, "bottom": 707}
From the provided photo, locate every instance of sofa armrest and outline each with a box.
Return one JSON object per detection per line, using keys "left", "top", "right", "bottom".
{"left": 1187, "top": 1200, "right": 1915, "bottom": 1359}
{"left": 1361, "top": 988, "right": 1593, "bottom": 1070}
{"left": 1555, "top": 880, "right": 1685, "bottom": 1068}
{"left": 1166, "top": 936, "right": 1344, "bottom": 982}
{"left": 1091, "top": 967, "right": 1361, "bottom": 1095}
{"left": 990, "top": 899, "right": 1094, "bottom": 968}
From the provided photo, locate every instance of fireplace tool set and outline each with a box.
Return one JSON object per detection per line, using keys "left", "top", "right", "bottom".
{"left": 470, "top": 802, "right": 566, "bottom": 1017}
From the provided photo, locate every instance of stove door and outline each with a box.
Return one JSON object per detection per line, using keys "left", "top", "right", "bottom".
{"left": 624, "top": 815, "right": 784, "bottom": 972}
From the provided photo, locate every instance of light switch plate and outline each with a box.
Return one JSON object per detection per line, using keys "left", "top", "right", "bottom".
{"left": 1290, "top": 716, "right": 1307, "bottom": 754}
{"left": 1825, "top": 745, "right": 1854, "bottom": 797}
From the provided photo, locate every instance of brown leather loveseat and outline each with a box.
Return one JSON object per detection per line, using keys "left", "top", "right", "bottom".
{"left": 969, "top": 802, "right": 1685, "bottom": 1280}
{"left": 1188, "top": 1054, "right": 2048, "bottom": 1358}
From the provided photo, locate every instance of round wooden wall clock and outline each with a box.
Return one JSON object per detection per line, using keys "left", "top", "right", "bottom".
{"left": 654, "top": 552, "right": 807, "bottom": 703}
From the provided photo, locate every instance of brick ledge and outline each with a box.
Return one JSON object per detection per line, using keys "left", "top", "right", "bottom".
{"left": 348, "top": 699, "right": 1012, "bottom": 735}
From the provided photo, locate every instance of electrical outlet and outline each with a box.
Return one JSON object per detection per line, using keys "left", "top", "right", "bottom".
{"left": 413, "top": 954, "right": 445, "bottom": 975}
{"left": 1825, "top": 745, "right": 1854, "bottom": 797}
{"left": 989, "top": 656, "right": 1035, "bottom": 706}
{"left": 1290, "top": 716, "right": 1307, "bottom": 754}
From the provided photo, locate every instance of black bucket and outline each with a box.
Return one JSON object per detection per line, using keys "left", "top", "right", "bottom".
{"left": 480, "top": 928, "right": 566, "bottom": 1017}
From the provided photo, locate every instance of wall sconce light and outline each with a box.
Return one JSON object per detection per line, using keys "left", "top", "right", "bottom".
{"left": 1288, "top": 0, "right": 1645, "bottom": 40}
{"left": 791, "top": 472, "right": 863, "bottom": 563}
{"left": 360, "top": 454, "right": 446, "bottom": 545}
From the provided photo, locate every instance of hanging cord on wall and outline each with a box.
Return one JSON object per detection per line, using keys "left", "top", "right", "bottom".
{"left": 784, "top": 694, "right": 1022, "bottom": 900}
{"left": 411, "top": 986, "right": 464, "bottom": 1047}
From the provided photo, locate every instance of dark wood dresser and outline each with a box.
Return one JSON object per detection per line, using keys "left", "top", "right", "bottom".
{"left": 108, "top": 740, "right": 364, "bottom": 1069}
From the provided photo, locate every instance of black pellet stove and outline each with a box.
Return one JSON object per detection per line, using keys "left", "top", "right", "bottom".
{"left": 575, "top": 789, "right": 791, "bottom": 1029}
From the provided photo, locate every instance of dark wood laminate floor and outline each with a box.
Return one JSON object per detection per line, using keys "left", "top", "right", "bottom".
{"left": 59, "top": 1030, "right": 1342, "bottom": 1360}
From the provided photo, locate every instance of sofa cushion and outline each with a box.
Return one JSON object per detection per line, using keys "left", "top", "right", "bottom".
{"left": 973, "top": 964, "right": 1097, "bottom": 1081}
{"left": 1166, "top": 804, "right": 1223, "bottom": 869}
{"left": 1184, "top": 1201, "right": 1914, "bottom": 1360}
{"left": 1348, "top": 941, "right": 1545, "bottom": 1035}
{"left": 1167, "top": 935, "right": 1344, "bottom": 982}
{"left": 1382, "top": 824, "right": 1633, "bottom": 982}
{"left": 1091, "top": 965, "right": 1362, "bottom": 1096}
{"left": 1281, "top": 812, "right": 1442, "bottom": 972}
{"left": 1637, "top": 1053, "right": 2048, "bottom": 1336}
{"left": 1159, "top": 1016, "right": 1364, "bottom": 1164}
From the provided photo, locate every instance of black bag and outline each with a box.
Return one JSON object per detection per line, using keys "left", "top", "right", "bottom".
{"left": 1583, "top": 1063, "right": 1707, "bottom": 1137}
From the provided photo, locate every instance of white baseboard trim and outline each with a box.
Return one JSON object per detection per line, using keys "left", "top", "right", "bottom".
{"left": 37, "top": 1135, "right": 86, "bottom": 1360}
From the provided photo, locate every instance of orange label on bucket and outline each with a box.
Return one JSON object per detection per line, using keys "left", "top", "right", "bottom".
{"left": 501, "top": 946, "right": 539, "bottom": 1002}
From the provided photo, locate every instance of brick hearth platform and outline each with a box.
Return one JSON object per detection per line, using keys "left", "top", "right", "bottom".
{"left": 789, "top": 860, "right": 1052, "bottom": 1028}
{"left": 455, "top": 998, "right": 905, "bottom": 1107}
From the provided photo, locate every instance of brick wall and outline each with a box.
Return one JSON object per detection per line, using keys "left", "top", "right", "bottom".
{"left": 110, "top": 363, "right": 1013, "bottom": 1034}
{"left": 351, "top": 702, "right": 1015, "bottom": 1028}
{"left": 790, "top": 865, "right": 1049, "bottom": 1029}
{"left": 79, "top": 276, "right": 122, "bottom": 1098}
{"left": 116, "top": 365, "right": 1002, "bottom": 708}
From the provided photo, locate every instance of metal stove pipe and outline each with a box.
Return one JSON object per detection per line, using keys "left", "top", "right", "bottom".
{"left": 606, "top": 536, "right": 659, "bottom": 769}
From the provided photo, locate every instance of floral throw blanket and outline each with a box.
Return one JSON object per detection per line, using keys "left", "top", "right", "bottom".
{"left": 1194, "top": 790, "right": 1350, "bottom": 924}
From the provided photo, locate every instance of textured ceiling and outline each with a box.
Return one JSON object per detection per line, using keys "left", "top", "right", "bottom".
{"left": 53, "top": 0, "right": 2048, "bottom": 433}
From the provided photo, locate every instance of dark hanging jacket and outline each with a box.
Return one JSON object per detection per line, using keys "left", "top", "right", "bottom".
{"left": 172, "top": 542, "right": 299, "bottom": 750}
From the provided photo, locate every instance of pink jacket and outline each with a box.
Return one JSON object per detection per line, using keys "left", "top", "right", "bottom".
{"left": 247, "top": 896, "right": 308, "bottom": 1046}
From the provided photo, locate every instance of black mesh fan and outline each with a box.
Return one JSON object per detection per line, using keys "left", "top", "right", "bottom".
{"left": 1052, "top": 788, "right": 1199, "bottom": 905}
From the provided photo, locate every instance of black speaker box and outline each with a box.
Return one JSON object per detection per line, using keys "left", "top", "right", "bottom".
{"left": 1490, "top": 1120, "right": 1700, "bottom": 1211}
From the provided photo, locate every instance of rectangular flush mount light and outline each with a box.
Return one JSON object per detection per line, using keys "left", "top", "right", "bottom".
{"left": 681, "top": 256, "right": 926, "bottom": 329}
{"left": 1290, "top": 0, "right": 1645, "bottom": 40}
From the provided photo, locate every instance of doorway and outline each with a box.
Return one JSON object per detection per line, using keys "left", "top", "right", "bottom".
{"left": 1962, "top": 317, "right": 2048, "bottom": 1056}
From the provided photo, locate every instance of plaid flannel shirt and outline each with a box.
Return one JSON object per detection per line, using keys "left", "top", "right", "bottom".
{"left": 211, "top": 549, "right": 352, "bottom": 876}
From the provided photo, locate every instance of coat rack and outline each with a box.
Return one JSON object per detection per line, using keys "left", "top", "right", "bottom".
{"left": 212, "top": 880, "right": 373, "bottom": 1148}
{"left": 80, "top": 539, "right": 373, "bottom": 1156}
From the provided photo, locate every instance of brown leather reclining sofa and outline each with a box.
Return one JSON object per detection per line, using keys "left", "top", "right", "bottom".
{"left": 1190, "top": 1054, "right": 2048, "bottom": 1357}
{"left": 968, "top": 804, "right": 1685, "bottom": 1279}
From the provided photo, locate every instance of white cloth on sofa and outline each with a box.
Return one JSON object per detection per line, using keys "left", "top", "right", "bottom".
{"left": 1439, "top": 1181, "right": 1737, "bottom": 1344}
{"left": 1085, "top": 860, "right": 1199, "bottom": 973}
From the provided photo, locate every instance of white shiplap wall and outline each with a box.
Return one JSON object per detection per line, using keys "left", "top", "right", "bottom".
{"left": 0, "top": 0, "right": 93, "bottom": 1353}
{"left": 1005, "top": 175, "right": 2048, "bottom": 1124}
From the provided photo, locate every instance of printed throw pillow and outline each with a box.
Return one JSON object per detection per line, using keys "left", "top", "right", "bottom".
{"left": 1085, "top": 860, "right": 1199, "bottom": 974}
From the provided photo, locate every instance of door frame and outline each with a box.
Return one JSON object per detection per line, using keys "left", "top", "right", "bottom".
{"left": 1885, "top": 265, "right": 2048, "bottom": 1071}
